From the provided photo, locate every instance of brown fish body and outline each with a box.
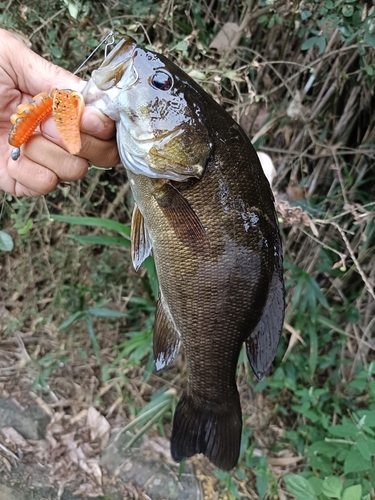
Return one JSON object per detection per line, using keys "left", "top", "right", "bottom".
{"left": 83, "top": 37, "right": 284, "bottom": 470}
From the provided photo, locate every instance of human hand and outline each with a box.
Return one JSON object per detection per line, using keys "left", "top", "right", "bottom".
{"left": 0, "top": 29, "right": 120, "bottom": 197}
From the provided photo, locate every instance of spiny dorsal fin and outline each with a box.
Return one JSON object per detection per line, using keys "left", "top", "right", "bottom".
{"left": 154, "top": 292, "right": 181, "bottom": 371}
{"left": 131, "top": 204, "right": 152, "bottom": 271}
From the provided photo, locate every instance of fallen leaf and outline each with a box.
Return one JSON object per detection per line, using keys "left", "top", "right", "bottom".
{"left": 1, "top": 427, "right": 28, "bottom": 447}
{"left": 209, "top": 22, "right": 241, "bottom": 54}
{"left": 287, "top": 90, "right": 303, "bottom": 118}
{"left": 87, "top": 407, "right": 110, "bottom": 448}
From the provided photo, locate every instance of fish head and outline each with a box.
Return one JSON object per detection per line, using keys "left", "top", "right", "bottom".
{"left": 83, "top": 36, "right": 212, "bottom": 181}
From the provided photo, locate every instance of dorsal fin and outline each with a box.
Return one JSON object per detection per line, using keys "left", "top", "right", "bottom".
{"left": 131, "top": 204, "right": 152, "bottom": 271}
{"left": 154, "top": 292, "right": 181, "bottom": 371}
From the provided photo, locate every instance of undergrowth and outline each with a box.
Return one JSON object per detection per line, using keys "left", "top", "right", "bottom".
{"left": 1, "top": 1, "right": 375, "bottom": 499}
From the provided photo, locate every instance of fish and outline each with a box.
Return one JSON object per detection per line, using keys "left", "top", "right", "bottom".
{"left": 82, "top": 36, "right": 285, "bottom": 470}
{"left": 9, "top": 36, "right": 285, "bottom": 471}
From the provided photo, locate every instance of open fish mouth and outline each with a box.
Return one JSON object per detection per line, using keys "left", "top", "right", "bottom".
{"left": 91, "top": 37, "right": 138, "bottom": 91}
{"left": 82, "top": 36, "right": 139, "bottom": 118}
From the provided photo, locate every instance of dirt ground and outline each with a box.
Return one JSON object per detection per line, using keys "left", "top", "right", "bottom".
{"left": 0, "top": 392, "right": 202, "bottom": 500}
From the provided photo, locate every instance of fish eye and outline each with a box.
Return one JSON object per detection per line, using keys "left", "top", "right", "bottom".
{"left": 150, "top": 71, "right": 173, "bottom": 91}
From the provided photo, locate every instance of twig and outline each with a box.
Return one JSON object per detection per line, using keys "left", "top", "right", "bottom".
{"left": 0, "top": 443, "right": 19, "bottom": 461}
{"left": 30, "top": 9, "right": 65, "bottom": 39}
{"left": 315, "top": 220, "right": 375, "bottom": 301}
{"left": 259, "top": 146, "right": 375, "bottom": 159}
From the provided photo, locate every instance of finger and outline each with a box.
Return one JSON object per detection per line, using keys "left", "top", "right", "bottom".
{"left": 41, "top": 106, "right": 116, "bottom": 142}
{"left": 80, "top": 107, "right": 117, "bottom": 141}
{"left": 6, "top": 154, "right": 59, "bottom": 196}
{"left": 8, "top": 134, "right": 88, "bottom": 194}
{"left": 79, "top": 133, "right": 120, "bottom": 168}
{"left": 1, "top": 29, "right": 84, "bottom": 95}
{"left": 41, "top": 110, "right": 120, "bottom": 168}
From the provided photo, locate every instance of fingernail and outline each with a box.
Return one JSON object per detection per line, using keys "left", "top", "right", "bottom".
{"left": 81, "top": 109, "right": 107, "bottom": 134}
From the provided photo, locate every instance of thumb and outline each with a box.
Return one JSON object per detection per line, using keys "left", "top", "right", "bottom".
{"left": 1, "top": 29, "right": 84, "bottom": 95}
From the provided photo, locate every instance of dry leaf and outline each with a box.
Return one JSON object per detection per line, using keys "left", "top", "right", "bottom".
{"left": 276, "top": 198, "right": 319, "bottom": 236}
{"left": 87, "top": 407, "right": 110, "bottom": 447}
{"left": 1, "top": 427, "right": 28, "bottom": 447}
{"left": 287, "top": 90, "right": 303, "bottom": 118}
{"left": 209, "top": 22, "right": 241, "bottom": 54}
{"left": 286, "top": 184, "right": 305, "bottom": 201}
{"left": 73, "top": 482, "right": 104, "bottom": 497}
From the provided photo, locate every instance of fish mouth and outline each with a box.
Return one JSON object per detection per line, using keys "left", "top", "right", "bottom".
{"left": 91, "top": 36, "right": 138, "bottom": 91}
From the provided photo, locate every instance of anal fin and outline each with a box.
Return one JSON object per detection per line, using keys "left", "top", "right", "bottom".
{"left": 154, "top": 293, "right": 180, "bottom": 371}
{"left": 131, "top": 204, "right": 152, "bottom": 271}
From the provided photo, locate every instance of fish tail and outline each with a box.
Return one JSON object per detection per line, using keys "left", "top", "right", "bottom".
{"left": 171, "top": 391, "right": 242, "bottom": 471}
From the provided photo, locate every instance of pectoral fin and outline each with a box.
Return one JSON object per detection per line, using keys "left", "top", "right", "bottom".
{"left": 154, "top": 293, "right": 180, "bottom": 371}
{"left": 153, "top": 182, "right": 208, "bottom": 250}
{"left": 131, "top": 204, "right": 152, "bottom": 271}
{"left": 246, "top": 260, "right": 285, "bottom": 379}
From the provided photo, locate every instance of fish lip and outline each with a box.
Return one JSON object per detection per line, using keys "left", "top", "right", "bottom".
{"left": 91, "top": 37, "right": 138, "bottom": 91}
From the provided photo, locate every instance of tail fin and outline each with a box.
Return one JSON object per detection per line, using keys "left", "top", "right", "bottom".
{"left": 170, "top": 391, "right": 242, "bottom": 471}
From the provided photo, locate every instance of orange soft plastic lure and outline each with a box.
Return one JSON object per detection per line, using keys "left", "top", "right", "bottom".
{"left": 9, "top": 89, "right": 84, "bottom": 160}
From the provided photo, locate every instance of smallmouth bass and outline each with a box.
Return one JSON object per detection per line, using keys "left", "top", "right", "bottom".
{"left": 83, "top": 36, "right": 285, "bottom": 470}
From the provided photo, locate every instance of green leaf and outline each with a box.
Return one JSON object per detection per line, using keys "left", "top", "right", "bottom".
{"left": 255, "top": 469, "right": 268, "bottom": 500}
{"left": 0, "top": 230, "right": 14, "bottom": 251}
{"left": 342, "top": 4, "right": 354, "bottom": 16}
{"left": 364, "top": 18, "right": 375, "bottom": 48}
{"left": 308, "top": 477, "right": 323, "bottom": 495}
{"left": 301, "top": 10, "right": 312, "bottom": 20}
{"left": 58, "top": 310, "right": 86, "bottom": 331}
{"left": 50, "top": 46, "right": 62, "bottom": 58}
{"left": 308, "top": 441, "right": 340, "bottom": 458}
{"left": 173, "top": 40, "right": 189, "bottom": 54}
{"left": 328, "top": 423, "right": 358, "bottom": 438}
{"left": 356, "top": 409, "right": 375, "bottom": 427}
{"left": 257, "top": 14, "right": 269, "bottom": 24}
{"left": 344, "top": 448, "right": 372, "bottom": 474}
{"left": 301, "top": 36, "right": 326, "bottom": 54}
{"left": 142, "top": 256, "right": 159, "bottom": 299}
{"left": 322, "top": 476, "right": 343, "bottom": 498}
{"left": 308, "top": 323, "right": 318, "bottom": 377}
{"left": 309, "top": 276, "right": 329, "bottom": 309}
{"left": 356, "top": 435, "right": 371, "bottom": 460}
{"left": 342, "top": 485, "right": 362, "bottom": 500}
{"left": 284, "top": 474, "right": 317, "bottom": 500}
{"left": 51, "top": 215, "right": 130, "bottom": 237}
{"left": 88, "top": 307, "right": 127, "bottom": 318}
{"left": 63, "top": 0, "right": 80, "bottom": 19}
{"left": 67, "top": 234, "right": 131, "bottom": 247}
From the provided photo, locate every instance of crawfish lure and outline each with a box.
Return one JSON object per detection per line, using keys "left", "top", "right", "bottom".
{"left": 9, "top": 89, "right": 84, "bottom": 160}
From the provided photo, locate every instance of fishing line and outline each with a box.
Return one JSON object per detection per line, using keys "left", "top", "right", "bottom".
{"left": 73, "top": 31, "right": 115, "bottom": 75}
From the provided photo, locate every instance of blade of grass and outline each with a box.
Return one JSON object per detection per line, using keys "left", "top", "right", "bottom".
{"left": 86, "top": 313, "right": 100, "bottom": 361}
{"left": 67, "top": 234, "right": 131, "bottom": 247}
{"left": 51, "top": 215, "right": 130, "bottom": 237}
